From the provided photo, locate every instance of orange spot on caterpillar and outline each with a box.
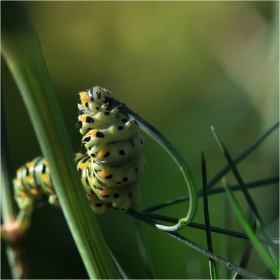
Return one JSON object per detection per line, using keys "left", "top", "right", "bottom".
{"left": 42, "top": 174, "right": 49, "bottom": 181}
{"left": 99, "top": 171, "right": 108, "bottom": 178}
{"left": 20, "top": 191, "right": 28, "bottom": 197}
{"left": 79, "top": 91, "right": 86, "bottom": 96}
{"left": 26, "top": 162, "right": 33, "bottom": 168}
{"left": 79, "top": 163, "right": 86, "bottom": 170}
{"left": 81, "top": 95, "right": 88, "bottom": 105}
{"left": 43, "top": 160, "right": 48, "bottom": 166}
{"left": 82, "top": 115, "right": 88, "bottom": 122}
{"left": 25, "top": 175, "right": 32, "bottom": 183}
{"left": 91, "top": 129, "right": 98, "bottom": 137}
{"left": 76, "top": 152, "right": 83, "bottom": 157}
{"left": 98, "top": 190, "right": 108, "bottom": 196}
{"left": 97, "top": 151, "right": 107, "bottom": 159}
{"left": 86, "top": 194, "right": 93, "bottom": 201}
{"left": 30, "top": 188, "right": 39, "bottom": 195}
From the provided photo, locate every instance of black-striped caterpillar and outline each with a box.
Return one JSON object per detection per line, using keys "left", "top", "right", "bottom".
{"left": 13, "top": 86, "right": 145, "bottom": 214}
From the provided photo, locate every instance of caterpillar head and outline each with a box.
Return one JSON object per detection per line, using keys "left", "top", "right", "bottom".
{"left": 78, "top": 86, "right": 113, "bottom": 113}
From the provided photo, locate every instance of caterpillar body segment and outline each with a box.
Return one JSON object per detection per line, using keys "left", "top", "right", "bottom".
{"left": 13, "top": 156, "right": 58, "bottom": 210}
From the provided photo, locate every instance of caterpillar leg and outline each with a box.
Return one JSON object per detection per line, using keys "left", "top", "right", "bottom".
{"left": 48, "top": 194, "right": 60, "bottom": 207}
{"left": 86, "top": 192, "right": 107, "bottom": 214}
{"left": 111, "top": 183, "right": 141, "bottom": 211}
{"left": 13, "top": 176, "right": 34, "bottom": 211}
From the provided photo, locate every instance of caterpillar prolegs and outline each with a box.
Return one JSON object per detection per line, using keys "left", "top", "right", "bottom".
{"left": 13, "top": 86, "right": 146, "bottom": 214}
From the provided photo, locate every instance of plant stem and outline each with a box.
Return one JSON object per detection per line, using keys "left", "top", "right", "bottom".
{"left": 2, "top": 2, "right": 119, "bottom": 278}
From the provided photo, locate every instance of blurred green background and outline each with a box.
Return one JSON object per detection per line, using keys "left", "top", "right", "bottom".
{"left": 2, "top": 1, "right": 278, "bottom": 279}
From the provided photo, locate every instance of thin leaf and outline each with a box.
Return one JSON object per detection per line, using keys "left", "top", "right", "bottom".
{"left": 201, "top": 152, "right": 217, "bottom": 279}
{"left": 133, "top": 215, "right": 156, "bottom": 278}
{"left": 233, "top": 220, "right": 256, "bottom": 279}
{"left": 222, "top": 178, "right": 279, "bottom": 278}
{"left": 212, "top": 126, "right": 279, "bottom": 267}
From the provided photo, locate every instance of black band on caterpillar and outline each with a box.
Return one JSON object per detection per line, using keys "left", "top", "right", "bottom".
{"left": 13, "top": 86, "right": 145, "bottom": 214}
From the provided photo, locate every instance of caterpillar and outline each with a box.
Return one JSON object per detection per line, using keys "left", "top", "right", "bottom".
{"left": 13, "top": 86, "right": 145, "bottom": 214}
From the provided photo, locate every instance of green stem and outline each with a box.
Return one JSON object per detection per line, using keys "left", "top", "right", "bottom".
{"left": 1, "top": 89, "right": 33, "bottom": 279}
{"left": 212, "top": 126, "right": 279, "bottom": 266}
{"left": 223, "top": 178, "right": 279, "bottom": 278}
{"left": 1, "top": 2, "right": 119, "bottom": 278}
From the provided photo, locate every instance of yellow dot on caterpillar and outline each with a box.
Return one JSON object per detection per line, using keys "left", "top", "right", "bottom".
{"left": 79, "top": 163, "right": 86, "bottom": 170}
{"left": 82, "top": 115, "right": 88, "bottom": 122}
{"left": 42, "top": 174, "right": 49, "bottom": 181}
{"left": 97, "top": 151, "right": 107, "bottom": 158}
{"left": 43, "top": 160, "right": 48, "bottom": 166}
{"left": 76, "top": 152, "right": 83, "bottom": 157}
{"left": 81, "top": 95, "right": 88, "bottom": 105}
{"left": 26, "top": 175, "right": 32, "bottom": 183}
{"left": 79, "top": 91, "right": 86, "bottom": 96}
{"left": 99, "top": 171, "right": 108, "bottom": 178}
{"left": 26, "top": 162, "right": 33, "bottom": 168}
{"left": 20, "top": 191, "right": 28, "bottom": 197}
{"left": 91, "top": 129, "right": 98, "bottom": 137}
{"left": 98, "top": 190, "right": 108, "bottom": 196}
{"left": 30, "top": 189, "right": 39, "bottom": 195}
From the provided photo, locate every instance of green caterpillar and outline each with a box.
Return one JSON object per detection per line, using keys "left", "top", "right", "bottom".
{"left": 13, "top": 86, "right": 145, "bottom": 214}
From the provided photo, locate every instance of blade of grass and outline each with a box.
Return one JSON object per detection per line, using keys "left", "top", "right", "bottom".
{"left": 1, "top": 93, "right": 16, "bottom": 226}
{"left": 1, "top": 2, "right": 119, "bottom": 278}
{"left": 222, "top": 178, "right": 279, "bottom": 278}
{"left": 220, "top": 195, "right": 232, "bottom": 279}
{"left": 132, "top": 205, "right": 156, "bottom": 279}
{"left": 201, "top": 152, "right": 217, "bottom": 279}
{"left": 208, "top": 122, "right": 278, "bottom": 190}
{"left": 212, "top": 126, "right": 279, "bottom": 266}
{"left": 233, "top": 220, "right": 256, "bottom": 279}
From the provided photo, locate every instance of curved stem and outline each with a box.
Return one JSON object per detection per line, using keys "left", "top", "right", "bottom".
{"left": 111, "top": 98, "right": 197, "bottom": 231}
